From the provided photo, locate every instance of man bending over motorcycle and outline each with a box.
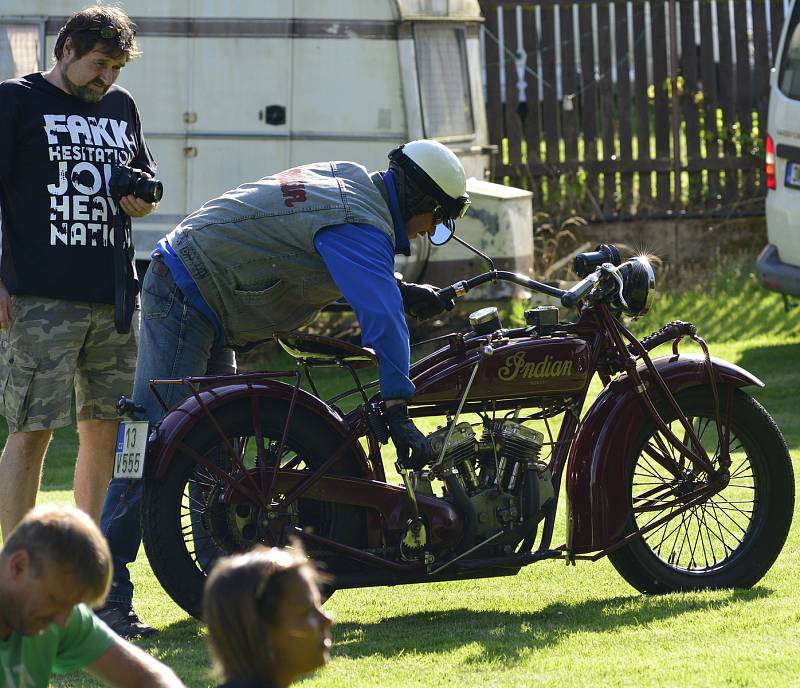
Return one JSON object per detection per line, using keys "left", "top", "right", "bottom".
{"left": 98, "top": 139, "right": 471, "bottom": 636}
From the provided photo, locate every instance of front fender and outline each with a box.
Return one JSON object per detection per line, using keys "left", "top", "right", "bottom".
{"left": 145, "top": 380, "right": 371, "bottom": 479}
{"left": 566, "top": 354, "right": 762, "bottom": 554}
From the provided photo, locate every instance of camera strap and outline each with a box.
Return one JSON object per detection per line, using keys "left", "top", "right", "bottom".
{"left": 113, "top": 209, "right": 139, "bottom": 334}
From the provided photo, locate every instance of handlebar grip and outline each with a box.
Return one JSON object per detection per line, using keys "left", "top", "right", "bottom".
{"left": 436, "top": 281, "right": 467, "bottom": 302}
{"left": 561, "top": 272, "right": 600, "bottom": 307}
{"left": 637, "top": 320, "right": 697, "bottom": 352}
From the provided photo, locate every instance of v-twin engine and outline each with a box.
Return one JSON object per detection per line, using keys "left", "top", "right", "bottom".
{"left": 426, "top": 419, "right": 555, "bottom": 546}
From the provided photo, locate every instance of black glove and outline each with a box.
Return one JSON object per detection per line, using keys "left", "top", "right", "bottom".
{"left": 398, "top": 281, "right": 455, "bottom": 320}
{"left": 384, "top": 403, "right": 431, "bottom": 470}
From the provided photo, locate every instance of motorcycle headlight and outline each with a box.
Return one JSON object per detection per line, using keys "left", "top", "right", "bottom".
{"left": 616, "top": 256, "right": 656, "bottom": 318}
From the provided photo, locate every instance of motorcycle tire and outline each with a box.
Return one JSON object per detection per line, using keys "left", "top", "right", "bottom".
{"left": 141, "top": 396, "right": 366, "bottom": 619}
{"left": 608, "top": 385, "right": 794, "bottom": 594}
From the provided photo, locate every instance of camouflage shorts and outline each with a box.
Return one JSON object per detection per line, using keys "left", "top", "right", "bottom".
{"left": 0, "top": 296, "right": 139, "bottom": 433}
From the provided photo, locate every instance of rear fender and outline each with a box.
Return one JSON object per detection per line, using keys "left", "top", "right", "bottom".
{"left": 566, "top": 354, "right": 762, "bottom": 554}
{"left": 145, "top": 381, "right": 371, "bottom": 479}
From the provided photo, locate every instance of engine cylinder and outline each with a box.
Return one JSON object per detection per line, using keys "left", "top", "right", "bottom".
{"left": 494, "top": 421, "right": 543, "bottom": 464}
{"left": 482, "top": 420, "right": 544, "bottom": 489}
{"left": 427, "top": 422, "right": 476, "bottom": 467}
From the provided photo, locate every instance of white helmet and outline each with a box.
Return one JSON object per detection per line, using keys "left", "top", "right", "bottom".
{"left": 388, "top": 140, "right": 471, "bottom": 227}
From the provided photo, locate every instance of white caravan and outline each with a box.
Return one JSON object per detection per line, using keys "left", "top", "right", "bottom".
{"left": 759, "top": 0, "right": 800, "bottom": 299}
{"left": 0, "top": 0, "right": 532, "bottom": 291}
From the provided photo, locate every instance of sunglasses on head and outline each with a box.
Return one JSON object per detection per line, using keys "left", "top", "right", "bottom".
{"left": 84, "top": 25, "right": 136, "bottom": 42}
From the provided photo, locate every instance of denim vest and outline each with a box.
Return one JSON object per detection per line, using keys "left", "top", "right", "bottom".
{"left": 167, "top": 162, "right": 394, "bottom": 347}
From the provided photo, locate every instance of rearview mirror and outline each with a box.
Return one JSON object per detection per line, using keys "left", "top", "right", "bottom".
{"left": 429, "top": 223, "right": 453, "bottom": 246}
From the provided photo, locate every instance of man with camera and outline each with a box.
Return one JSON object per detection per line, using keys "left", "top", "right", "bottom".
{"left": 0, "top": 2, "right": 156, "bottom": 598}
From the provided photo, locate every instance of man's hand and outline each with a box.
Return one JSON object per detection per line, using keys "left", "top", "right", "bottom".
{"left": 118, "top": 170, "right": 158, "bottom": 218}
{"left": 385, "top": 402, "right": 431, "bottom": 470}
{"left": 398, "top": 281, "right": 454, "bottom": 320}
{"left": 0, "top": 279, "right": 13, "bottom": 329}
{"left": 88, "top": 635, "right": 186, "bottom": 687}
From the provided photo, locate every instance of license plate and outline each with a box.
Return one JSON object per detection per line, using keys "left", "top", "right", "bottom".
{"left": 113, "top": 420, "right": 149, "bottom": 480}
{"left": 785, "top": 161, "right": 800, "bottom": 189}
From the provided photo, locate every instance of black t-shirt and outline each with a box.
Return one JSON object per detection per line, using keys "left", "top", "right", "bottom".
{"left": 0, "top": 72, "right": 156, "bottom": 303}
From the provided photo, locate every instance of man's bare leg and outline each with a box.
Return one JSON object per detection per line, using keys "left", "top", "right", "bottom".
{"left": 0, "top": 429, "right": 53, "bottom": 537}
{"left": 75, "top": 419, "right": 119, "bottom": 523}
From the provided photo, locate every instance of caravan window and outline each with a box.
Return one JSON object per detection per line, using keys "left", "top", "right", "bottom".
{"left": 414, "top": 25, "right": 475, "bottom": 139}
{"left": 780, "top": 3, "right": 800, "bottom": 100}
{"left": 0, "top": 23, "right": 41, "bottom": 81}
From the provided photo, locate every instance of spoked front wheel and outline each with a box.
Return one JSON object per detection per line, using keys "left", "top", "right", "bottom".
{"left": 609, "top": 386, "right": 794, "bottom": 593}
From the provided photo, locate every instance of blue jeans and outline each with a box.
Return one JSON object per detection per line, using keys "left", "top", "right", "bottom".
{"left": 100, "top": 259, "right": 235, "bottom": 607}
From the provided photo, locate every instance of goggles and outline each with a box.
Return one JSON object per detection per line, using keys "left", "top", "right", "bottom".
{"left": 433, "top": 195, "right": 471, "bottom": 225}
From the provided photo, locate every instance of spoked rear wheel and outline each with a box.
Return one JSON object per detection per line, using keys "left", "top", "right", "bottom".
{"left": 609, "top": 386, "right": 794, "bottom": 593}
{"left": 141, "top": 396, "right": 366, "bottom": 618}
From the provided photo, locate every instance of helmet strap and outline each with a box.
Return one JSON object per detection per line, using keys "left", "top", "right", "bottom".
{"left": 388, "top": 165, "right": 436, "bottom": 223}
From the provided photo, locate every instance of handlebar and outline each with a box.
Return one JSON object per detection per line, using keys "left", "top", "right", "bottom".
{"left": 437, "top": 271, "right": 566, "bottom": 305}
{"left": 560, "top": 271, "right": 602, "bottom": 307}
{"left": 435, "top": 269, "right": 598, "bottom": 309}
{"left": 433, "top": 244, "right": 651, "bottom": 316}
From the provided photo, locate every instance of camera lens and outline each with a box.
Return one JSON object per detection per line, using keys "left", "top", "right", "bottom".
{"left": 134, "top": 178, "right": 163, "bottom": 203}
{"left": 109, "top": 164, "right": 163, "bottom": 203}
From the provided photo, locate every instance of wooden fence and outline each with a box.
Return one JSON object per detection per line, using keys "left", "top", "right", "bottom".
{"left": 478, "top": 0, "right": 789, "bottom": 220}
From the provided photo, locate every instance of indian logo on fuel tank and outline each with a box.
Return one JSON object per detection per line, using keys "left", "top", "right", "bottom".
{"left": 497, "top": 352, "right": 573, "bottom": 382}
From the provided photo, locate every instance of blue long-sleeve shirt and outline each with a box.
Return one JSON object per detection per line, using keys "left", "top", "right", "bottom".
{"left": 314, "top": 222, "right": 414, "bottom": 399}
{"left": 311, "top": 169, "right": 415, "bottom": 399}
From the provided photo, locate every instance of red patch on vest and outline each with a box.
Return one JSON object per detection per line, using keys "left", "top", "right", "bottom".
{"left": 278, "top": 168, "right": 307, "bottom": 207}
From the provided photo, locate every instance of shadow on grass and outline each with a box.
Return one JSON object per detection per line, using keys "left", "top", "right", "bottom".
{"left": 737, "top": 342, "right": 800, "bottom": 451}
{"left": 332, "top": 588, "right": 771, "bottom": 663}
{"left": 144, "top": 615, "right": 204, "bottom": 640}
{"left": 138, "top": 617, "right": 209, "bottom": 674}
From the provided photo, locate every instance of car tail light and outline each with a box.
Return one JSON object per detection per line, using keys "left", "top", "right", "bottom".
{"left": 766, "top": 134, "right": 776, "bottom": 190}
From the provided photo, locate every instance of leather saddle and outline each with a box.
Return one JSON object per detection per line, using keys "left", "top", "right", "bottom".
{"left": 275, "top": 332, "right": 377, "bottom": 369}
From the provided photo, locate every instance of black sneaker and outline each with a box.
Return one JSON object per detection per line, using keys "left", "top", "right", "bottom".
{"left": 96, "top": 603, "right": 156, "bottom": 639}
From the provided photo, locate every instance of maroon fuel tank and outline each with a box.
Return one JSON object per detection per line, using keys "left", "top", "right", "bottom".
{"left": 411, "top": 335, "right": 592, "bottom": 405}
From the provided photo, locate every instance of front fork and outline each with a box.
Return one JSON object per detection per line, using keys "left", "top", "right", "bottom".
{"left": 602, "top": 308, "right": 732, "bottom": 479}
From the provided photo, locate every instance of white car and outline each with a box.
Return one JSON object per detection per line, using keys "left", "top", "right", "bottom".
{"left": 759, "top": 0, "right": 800, "bottom": 297}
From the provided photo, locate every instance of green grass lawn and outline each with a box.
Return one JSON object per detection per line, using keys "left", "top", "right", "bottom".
{"left": 24, "top": 260, "right": 800, "bottom": 687}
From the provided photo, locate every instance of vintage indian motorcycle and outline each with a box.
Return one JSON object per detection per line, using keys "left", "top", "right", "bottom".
{"left": 122, "top": 234, "right": 795, "bottom": 619}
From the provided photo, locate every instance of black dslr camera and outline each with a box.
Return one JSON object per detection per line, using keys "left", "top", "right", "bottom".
{"left": 109, "top": 164, "right": 163, "bottom": 203}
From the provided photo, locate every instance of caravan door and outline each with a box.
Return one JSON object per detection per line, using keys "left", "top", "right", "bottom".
{"left": 184, "top": 7, "right": 291, "bottom": 210}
